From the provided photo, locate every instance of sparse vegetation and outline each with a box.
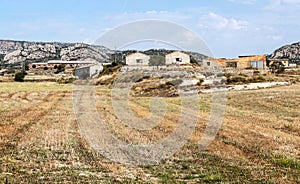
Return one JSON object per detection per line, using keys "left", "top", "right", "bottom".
{"left": 149, "top": 55, "right": 165, "bottom": 66}
{"left": 0, "top": 78, "right": 299, "bottom": 183}
{"left": 270, "top": 61, "right": 285, "bottom": 74}
{"left": 14, "top": 71, "right": 27, "bottom": 82}
{"left": 54, "top": 64, "right": 65, "bottom": 74}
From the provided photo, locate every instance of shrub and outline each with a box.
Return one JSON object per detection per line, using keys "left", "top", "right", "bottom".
{"left": 197, "top": 79, "right": 204, "bottom": 86}
{"left": 227, "top": 76, "right": 247, "bottom": 84}
{"left": 54, "top": 64, "right": 65, "bottom": 74}
{"left": 270, "top": 61, "right": 285, "bottom": 74}
{"left": 32, "top": 64, "right": 36, "bottom": 69}
{"left": 149, "top": 55, "right": 165, "bottom": 66}
{"left": 224, "top": 73, "right": 232, "bottom": 78}
{"left": 7, "top": 70, "right": 15, "bottom": 74}
{"left": 24, "top": 64, "right": 30, "bottom": 71}
{"left": 253, "top": 70, "right": 260, "bottom": 75}
{"left": 217, "top": 73, "right": 224, "bottom": 77}
{"left": 43, "top": 66, "right": 48, "bottom": 70}
{"left": 111, "top": 61, "right": 119, "bottom": 67}
{"left": 166, "top": 79, "right": 183, "bottom": 86}
{"left": 14, "top": 72, "right": 25, "bottom": 82}
{"left": 190, "top": 58, "right": 199, "bottom": 65}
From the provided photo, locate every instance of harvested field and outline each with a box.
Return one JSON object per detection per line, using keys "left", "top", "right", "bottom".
{"left": 0, "top": 82, "right": 299, "bottom": 183}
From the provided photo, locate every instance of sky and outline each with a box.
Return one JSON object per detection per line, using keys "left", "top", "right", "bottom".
{"left": 0, "top": 0, "right": 299, "bottom": 58}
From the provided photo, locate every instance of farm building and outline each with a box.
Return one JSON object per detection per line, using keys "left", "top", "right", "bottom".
{"left": 75, "top": 64, "right": 103, "bottom": 79}
{"left": 214, "top": 55, "right": 267, "bottom": 69}
{"left": 30, "top": 60, "right": 96, "bottom": 68}
{"left": 202, "top": 58, "right": 223, "bottom": 67}
{"left": 165, "top": 51, "right": 190, "bottom": 65}
{"left": 125, "top": 52, "right": 150, "bottom": 66}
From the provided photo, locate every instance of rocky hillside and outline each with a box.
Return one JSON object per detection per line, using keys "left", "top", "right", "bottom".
{"left": 269, "top": 42, "right": 300, "bottom": 62}
{"left": 0, "top": 40, "right": 208, "bottom": 68}
{"left": 0, "top": 40, "right": 113, "bottom": 66}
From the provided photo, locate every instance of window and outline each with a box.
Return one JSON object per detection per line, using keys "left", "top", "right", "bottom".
{"left": 226, "top": 62, "right": 237, "bottom": 68}
{"left": 176, "top": 58, "right": 182, "bottom": 62}
{"left": 136, "top": 59, "right": 143, "bottom": 63}
{"left": 251, "top": 61, "right": 264, "bottom": 69}
{"left": 207, "top": 62, "right": 211, "bottom": 66}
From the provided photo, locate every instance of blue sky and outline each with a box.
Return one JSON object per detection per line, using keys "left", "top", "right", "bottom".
{"left": 0, "top": 0, "right": 299, "bottom": 58}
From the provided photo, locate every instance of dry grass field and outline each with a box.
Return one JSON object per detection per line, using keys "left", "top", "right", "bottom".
{"left": 0, "top": 82, "right": 299, "bottom": 183}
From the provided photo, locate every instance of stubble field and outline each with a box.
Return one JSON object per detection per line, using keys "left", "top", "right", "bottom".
{"left": 0, "top": 82, "right": 299, "bottom": 183}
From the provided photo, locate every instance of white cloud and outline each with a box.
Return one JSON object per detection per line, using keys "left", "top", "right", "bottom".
{"left": 103, "top": 10, "right": 190, "bottom": 23}
{"left": 228, "top": 0, "right": 257, "bottom": 5}
{"left": 265, "top": 0, "right": 300, "bottom": 10}
{"left": 200, "top": 13, "right": 248, "bottom": 30}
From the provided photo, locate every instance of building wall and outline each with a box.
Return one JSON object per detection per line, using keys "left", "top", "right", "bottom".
{"left": 215, "top": 55, "right": 267, "bottom": 69}
{"left": 203, "top": 58, "right": 224, "bottom": 67}
{"left": 126, "top": 53, "right": 150, "bottom": 66}
{"left": 237, "top": 55, "right": 267, "bottom": 69}
{"left": 165, "top": 51, "right": 190, "bottom": 65}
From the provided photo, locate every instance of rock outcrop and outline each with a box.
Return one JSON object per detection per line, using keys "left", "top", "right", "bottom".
{"left": 0, "top": 40, "right": 113, "bottom": 66}
{"left": 269, "top": 42, "right": 300, "bottom": 60}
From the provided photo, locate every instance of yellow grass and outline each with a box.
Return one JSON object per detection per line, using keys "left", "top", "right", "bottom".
{"left": 0, "top": 82, "right": 299, "bottom": 183}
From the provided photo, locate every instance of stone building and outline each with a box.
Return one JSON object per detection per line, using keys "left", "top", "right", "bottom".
{"left": 165, "top": 51, "right": 190, "bottom": 65}
{"left": 125, "top": 52, "right": 150, "bottom": 66}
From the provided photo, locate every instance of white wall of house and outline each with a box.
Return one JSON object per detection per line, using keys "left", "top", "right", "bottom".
{"left": 126, "top": 52, "right": 150, "bottom": 66}
{"left": 165, "top": 51, "right": 190, "bottom": 65}
{"left": 89, "top": 64, "right": 103, "bottom": 78}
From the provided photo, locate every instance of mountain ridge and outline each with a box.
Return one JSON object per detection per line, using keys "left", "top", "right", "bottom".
{"left": 269, "top": 42, "right": 300, "bottom": 60}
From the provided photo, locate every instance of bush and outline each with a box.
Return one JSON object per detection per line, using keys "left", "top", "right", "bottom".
{"left": 253, "top": 70, "right": 260, "bottom": 75}
{"left": 25, "top": 64, "right": 30, "bottom": 71}
{"left": 224, "top": 73, "right": 232, "bottom": 78}
{"left": 54, "top": 64, "right": 65, "bottom": 74}
{"left": 43, "top": 66, "right": 49, "bottom": 70}
{"left": 197, "top": 79, "right": 204, "bottom": 86}
{"left": 217, "top": 73, "right": 224, "bottom": 77}
{"left": 14, "top": 71, "right": 26, "bottom": 82}
{"left": 226, "top": 76, "right": 248, "bottom": 84}
{"left": 166, "top": 79, "right": 183, "bottom": 86}
{"left": 270, "top": 61, "right": 285, "bottom": 74}
{"left": 7, "top": 70, "right": 16, "bottom": 74}
{"left": 149, "top": 55, "right": 165, "bottom": 66}
{"left": 190, "top": 58, "right": 199, "bottom": 65}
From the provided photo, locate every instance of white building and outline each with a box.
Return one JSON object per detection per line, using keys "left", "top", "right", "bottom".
{"left": 75, "top": 64, "right": 103, "bottom": 79}
{"left": 165, "top": 51, "right": 190, "bottom": 65}
{"left": 125, "top": 52, "right": 150, "bottom": 66}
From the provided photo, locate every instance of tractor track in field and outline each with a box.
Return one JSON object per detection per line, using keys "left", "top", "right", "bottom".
{"left": 0, "top": 91, "right": 68, "bottom": 154}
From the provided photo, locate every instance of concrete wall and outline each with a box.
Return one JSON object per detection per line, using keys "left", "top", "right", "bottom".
{"left": 126, "top": 52, "right": 150, "bottom": 66}
{"left": 165, "top": 51, "right": 190, "bottom": 65}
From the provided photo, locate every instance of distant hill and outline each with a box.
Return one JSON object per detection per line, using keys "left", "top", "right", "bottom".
{"left": 0, "top": 40, "right": 113, "bottom": 67}
{"left": 269, "top": 42, "right": 300, "bottom": 64}
{"left": 0, "top": 40, "right": 208, "bottom": 68}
